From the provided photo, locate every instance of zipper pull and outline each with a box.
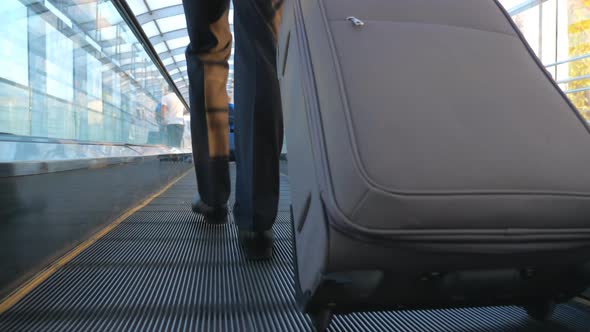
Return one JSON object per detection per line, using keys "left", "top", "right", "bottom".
{"left": 347, "top": 16, "right": 365, "bottom": 27}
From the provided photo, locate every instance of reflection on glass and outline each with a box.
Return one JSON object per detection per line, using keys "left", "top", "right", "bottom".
{"left": 0, "top": 0, "right": 185, "bottom": 147}
{"left": 0, "top": 0, "right": 28, "bottom": 136}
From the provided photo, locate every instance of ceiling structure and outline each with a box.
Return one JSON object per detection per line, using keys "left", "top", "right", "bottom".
{"left": 126, "top": 0, "right": 235, "bottom": 104}
{"left": 125, "top": 0, "right": 528, "bottom": 105}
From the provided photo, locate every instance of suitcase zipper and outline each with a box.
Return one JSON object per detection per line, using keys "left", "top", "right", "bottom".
{"left": 346, "top": 16, "right": 365, "bottom": 27}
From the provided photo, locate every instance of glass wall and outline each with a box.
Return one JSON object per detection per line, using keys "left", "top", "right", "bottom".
{"left": 501, "top": 0, "right": 590, "bottom": 119}
{"left": 0, "top": 0, "right": 186, "bottom": 147}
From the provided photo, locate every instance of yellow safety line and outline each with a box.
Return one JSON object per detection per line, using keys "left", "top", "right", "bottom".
{"left": 0, "top": 168, "right": 192, "bottom": 315}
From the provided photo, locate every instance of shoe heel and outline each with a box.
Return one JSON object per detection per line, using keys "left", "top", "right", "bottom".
{"left": 206, "top": 209, "right": 228, "bottom": 225}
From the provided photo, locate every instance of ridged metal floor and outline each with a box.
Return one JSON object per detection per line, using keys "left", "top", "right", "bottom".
{"left": 1, "top": 165, "right": 590, "bottom": 331}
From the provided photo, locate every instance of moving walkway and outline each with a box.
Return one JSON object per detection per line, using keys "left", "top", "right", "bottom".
{"left": 1, "top": 166, "right": 590, "bottom": 331}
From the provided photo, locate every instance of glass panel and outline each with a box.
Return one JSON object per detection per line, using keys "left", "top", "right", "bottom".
{"left": 513, "top": 5, "right": 541, "bottom": 55}
{"left": 156, "top": 14, "right": 186, "bottom": 33}
{"left": 46, "top": 23, "right": 74, "bottom": 102}
{"left": 557, "top": 0, "right": 570, "bottom": 63}
{"left": 167, "top": 36, "right": 190, "bottom": 51}
{"left": 0, "top": 0, "right": 29, "bottom": 136}
{"left": 141, "top": 21, "right": 160, "bottom": 38}
{"left": 0, "top": 82, "right": 29, "bottom": 136}
{"left": 565, "top": 0, "right": 590, "bottom": 118}
{"left": 162, "top": 57, "right": 175, "bottom": 66}
{"left": 173, "top": 54, "right": 185, "bottom": 63}
{"left": 0, "top": 0, "right": 186, "bottom": 149}
{"left": 501, "top": 0, "right": 536, "bottom": 11}
{"left": 153, "top": 42, "right": 168, "bottom": 54}
{"left": 501, "top": 0, "right": 590, "bottom": 120}
{"left": 126, "top": 0, "right": 149, "bottom": 15}
{"left": 540, "top": 0, "right": 557, "bottom": 66}
{"left": 0, "top": 0, "right": 28, "bottom": 87}
{"left": 144, "top": 0, "right": 182, "bottom": 11}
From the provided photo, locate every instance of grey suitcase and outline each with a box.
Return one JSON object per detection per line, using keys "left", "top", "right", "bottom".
{"left": 277, "top": 0, "right": 590, "bottom": 330}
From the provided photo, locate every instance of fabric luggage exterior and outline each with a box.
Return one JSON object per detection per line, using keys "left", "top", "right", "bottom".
{"left": 277, "top": 0, "right": 590, "bottom": 323}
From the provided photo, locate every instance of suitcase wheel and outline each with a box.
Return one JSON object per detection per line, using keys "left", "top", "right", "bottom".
{"left": 524, "top": 301, "right": 556, "bottom": 321}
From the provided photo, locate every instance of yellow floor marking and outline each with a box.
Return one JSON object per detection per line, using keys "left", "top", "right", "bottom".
{"left": 0, "top": 168, "right": 192, "bottom": 315}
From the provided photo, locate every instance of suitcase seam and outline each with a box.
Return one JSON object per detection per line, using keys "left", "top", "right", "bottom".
{"left": 306, "top": 0, "right": 590, "bottom": 237}
{"left": 326, "top": 19, "right": 518, "bottom": 39}
{"left": 314, "top": 0, "right": 590, "bottom": 201}
{"left": 349, "top": 188, "right": 370, "bottom": 222}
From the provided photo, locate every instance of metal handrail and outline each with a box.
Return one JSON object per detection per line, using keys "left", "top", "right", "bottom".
{"left": 564, "top": 86, "right": 590, "bottom": 95}
{"left": 545, "top": 53, "right": 590, "bottom": 69}
{"left": 555, "top": 74, "right": 590, "bottom": 85}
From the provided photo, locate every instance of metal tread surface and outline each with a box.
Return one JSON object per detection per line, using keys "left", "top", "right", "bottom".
{"left": 1, "top": 165, "right": 590, "bottom": 331}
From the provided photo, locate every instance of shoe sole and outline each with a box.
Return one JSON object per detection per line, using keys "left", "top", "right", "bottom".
{"left": 244, "top": 253, "right": 272, "bottom": 260}
{"left": 205, "top": 215, "right": 228, "bottom": 225}
{"left": 192, "top": 206, "right": 228, "bottom": 225}
{"left": 242, "top": 247, "right": 273, "bottom": 260}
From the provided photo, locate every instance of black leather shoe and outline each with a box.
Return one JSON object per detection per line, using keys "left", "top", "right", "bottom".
{"left": 191, "top": 196, "right": 228, "bottom": 225}
{"left": 238, "top": 229, "right": 273, "bottom": 260}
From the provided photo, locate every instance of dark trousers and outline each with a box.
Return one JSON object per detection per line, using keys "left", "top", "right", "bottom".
{"left": 182, "top": 0, "right": 284, "bottom": 231}
{"left": 166, "top": 124, "right": 184, "bottom": 148}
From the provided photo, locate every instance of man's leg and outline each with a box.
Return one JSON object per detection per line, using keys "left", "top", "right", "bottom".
{"left": 233, "top": 0, "right": 284, "bottom": 257}
{"left": 178, "top": 125, "right": 186, "bottom": 148}
{"left": 172, "top": 125, "right": 184, "bottom": 147}
{"left": 166, "top": 125, "right": 173, "bottom": 147}
{"left": 183, "top": 0, "right": 232, "bottom": 222}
